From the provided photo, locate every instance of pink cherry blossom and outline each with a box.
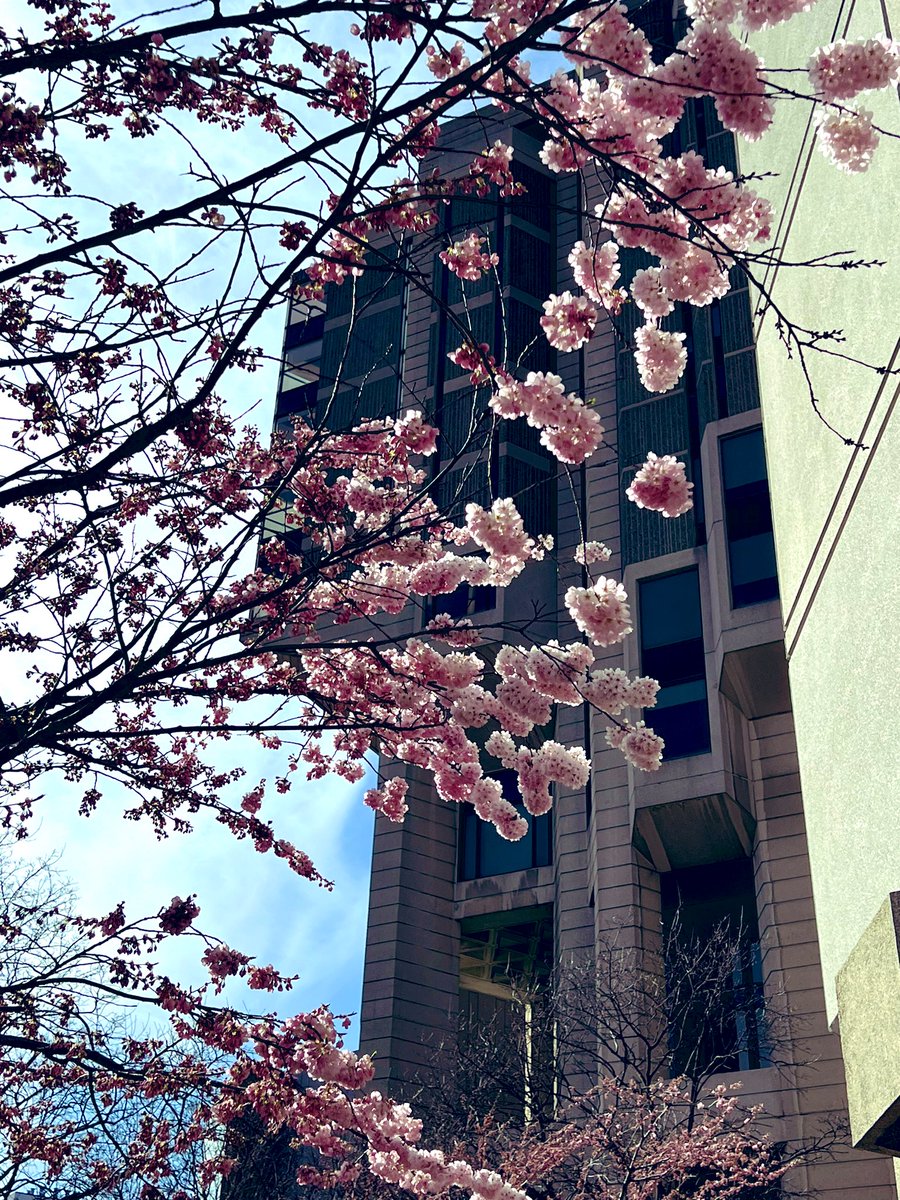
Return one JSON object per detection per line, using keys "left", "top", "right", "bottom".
{"left": 621, "top": 721, "right": 665, "bottom": 770}
{"left": 684, "top": 0, "right": 741, "bottom": 23}
{"left": 539, "top": 137, "right": 591, "bottom": 173}
{"left": 470, "top": 777, "right": 528, "bottom": 841}
{"left": 562, "top": 2, "right": 652, "bottom": 76}
{"left": 568, "top": 239, "right": 623, "bottom": 307}
{"left": 395, "top": 410, "right": 439, "bottom": 456}
{"left": 158, "top": 895, "right": 200, "bottom": 934}
{"left": 490, "top": 372, "right": 604, "bottom": 465}
{"left": 574, "top": 541, "right": 612, "bottom": 565}
{"left": 626, "top": 452, "right": 694, "bottom": 518}
{"left": 466, "top": 499, "right": 535, "bottom": 566}
{"left": 582, "top": 667, "right": 632, "bottom": 715}
{"left": 426, "top": 40, "right": 471, "bottom": 80}
{"left": 486, "top": 729, "right": 518, "bottom": 767}
{"left": 633, "top": 326, "right": 688, "bottom": 394}
{"left": 425, "top": 614, "right": 482, "bottom": 647}
{"left": 525, "top": 641, "right": 595, "bottom": 703}
{"left": 447, "top": 340, "right": 496, "bottom": 384}
{"left": 565, "top": 579, "right": 633, "bottom": 647}
{"left": 516, "top": 740, "right": 590, "bottom": 812}
{"left": 816, "top": 107, "right": 880, "bottom": 172}
{"left": 440, "top": 232, "right": 499, "bottom": 281}
{"left": 741, "top": 0, "right": 817, "bottom": 27}
{"left": 625, "top": 675, "right": 660, "bottom": 708}
{"left": 809, "top": 37, "right": 900, "bottom": 100}
{"left": 540, "top": 405, "right": 605, "bottom": 465}
{"left": 540, "top": 291, "right": 598, "bottom": 351}
{"left": 604, "top": 192, "right": 690, "bottom": 262}
{"left": 306, "top": 232, "right": 366, "bottom": 287}
{"left": 480, "top": 54, "right": 533, "bottom": 107}
{"left": 471, "top": 140, "right": 514, "bottom": 187}
{"left": 659, "top": 247, "right": 731, "bottom": 307}
{"left": 631, "top": 268, "right": 674, "bottom": 319}
{"left": 364, "top": 777, "right": 409, "bottom": 822}
{"left": 202, "top": 944, "right": 251, "bottom": 981}
{"left": 656, "top": 22, "right": 774, "bottom": 140}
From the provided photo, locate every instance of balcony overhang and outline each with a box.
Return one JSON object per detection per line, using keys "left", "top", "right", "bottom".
{"left": 719, "top": 638, "right": 791, "bottom": 720}
{"left": 633, "top": 788, "right": 755, "bottom": 872}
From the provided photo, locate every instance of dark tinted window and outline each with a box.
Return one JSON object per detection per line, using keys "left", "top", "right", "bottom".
{"left": 721, "top": 429, "right": 779, "bottom": 608}
{"left": 284, "top": 312, "right": 325, "bottom": 349}
{"left": 459, "top": 770, "right": 552, "bottom": 880}
{"left": 662, "top": 858, "right": 765, "bottom": 1075}
{"left": 276, "top": 381, "right": 317, "bottom": 419}
{"left": 423, "top": 583, "right": 496, "bottom": 623}
{"left": 640, "top": 569, "right": 711, "bottom": 758}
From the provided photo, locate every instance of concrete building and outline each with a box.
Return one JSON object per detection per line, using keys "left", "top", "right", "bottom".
{"left": 740, "top": 0, "right": 900, "bottom": 1180}
{"left": 277, "top": 93, "right": 898, "bottom": 1195}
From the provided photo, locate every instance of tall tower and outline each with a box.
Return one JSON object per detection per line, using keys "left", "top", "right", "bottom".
{"left": 276, "top": 103, "right": 897, "bottom": 1199}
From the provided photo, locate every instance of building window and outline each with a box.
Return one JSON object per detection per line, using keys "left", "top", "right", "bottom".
{"left": 662, "top": 858, "right": 766, "bottom": 1076}
{"left": 275, "top": 379, "right": 318, "bottom": 420}
{"left": 721, "top": 428, "right": 779, "bottom": 608}
{"left": 639, "top": 568, "right": 711, "bottom": 759}
{"left": 458, "top": 908, "right": 554, "bottom": 1122}
{"left": 284, "top": 311, "right": 325, "bottom": 349}
{"left": 423, "top": 583, "right": 496, "bottom": 624}
{"left": 459, "top": 769, "right": 552, "bottom": 880}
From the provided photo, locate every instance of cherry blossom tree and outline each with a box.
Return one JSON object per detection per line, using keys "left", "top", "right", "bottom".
{"left": 0, "top": 0, "right": 897, "bottom": 1193}
{"left": 464, "top": 1079, "right": 794, "bottom": 1200}
{"left": 0, "top": 832, "right": 533, "bottom": 1200}
{"left": 295, "top": 931, "right": 839, "bottom": 1200}
{"left": 0, "top": 837, "right": 221, "bottom": 1200}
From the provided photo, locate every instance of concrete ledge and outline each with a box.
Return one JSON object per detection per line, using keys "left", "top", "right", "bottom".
{"left": 836, "top": 892, "right": 900, "bottom": 1155}
{"left": 454, "top": 870, "right": 554, "bottom": 918}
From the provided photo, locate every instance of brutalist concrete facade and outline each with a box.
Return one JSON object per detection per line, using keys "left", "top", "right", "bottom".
{"left": 740, "top": 0, "right": 900, "bottom": 1179}
{"left": 279, "top": 102, "right": 897, "bottom": 1197}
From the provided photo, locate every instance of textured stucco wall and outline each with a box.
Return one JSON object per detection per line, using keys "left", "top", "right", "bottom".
{"left": 836, "top": 895, "right": 900, "bottom": 1148}
{"left": 739, "top": 0, "right": 900, "bottom": 1023}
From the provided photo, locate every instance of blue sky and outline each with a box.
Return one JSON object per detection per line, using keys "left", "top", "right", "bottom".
{"left": 19, "top": 745, "right": 377, "bottom": 1040}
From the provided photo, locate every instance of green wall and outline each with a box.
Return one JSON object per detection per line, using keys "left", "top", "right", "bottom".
{"left": 740, "top": 0, "right": 900, "bottom": 1028}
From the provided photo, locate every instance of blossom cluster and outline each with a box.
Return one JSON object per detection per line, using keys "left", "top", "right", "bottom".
{"left": 426, "top": 40, "right": 471, "bottom": 80}
{"left": 565, "top": 579, "right": 633, "bottom": 647}
{"left": 490, "top": 371, "right": 603, "bottom": 464}
{"left": 466, "top": 498, "right": 535, "bottom": 568}
{"left": 540, "top": 291, "right": 598, "bottom": 351}
{"left": 626, "top": 452, "right": 694, "bottom": 518}
{"left": 808, "top": 37, "right": 900, "bottom": 101}
{"left": 568, "top": 240, "right": 623, "bottom": 311}
{"left": 299, "top": 606, "right": 665, "bottom": 844}
{"left": 582, "top": 668, "right": 659, "bottom": 714}
{"left": 816, "top": 108, "right": 880, "bottom": 173}
{"left": 471, "top": 140, "right": 516, "bottom": 190}
{"left": 633, "top": 327, "right": 688, "bottom": 396}
{"left": 439, "top": 232, "right": 499, "bottom": 280}
{"left": 203, "top": 414, "right": 664, "bottom": 832}
{"left": 364, "top": 777, "right": 410, "bottom": 821}
{"left": 607, "top": 721, "right": 666, "bottom": 770}
{"left": 574, "top": 541, "right": 612, "bottom": 565}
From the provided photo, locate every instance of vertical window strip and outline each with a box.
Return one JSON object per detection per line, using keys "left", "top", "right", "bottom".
{"left": 639, "top": 568, "right": 711, "bottom": 759}
{"left": 721, "top": 429, "right": 779, "bottom": 608}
